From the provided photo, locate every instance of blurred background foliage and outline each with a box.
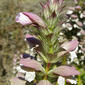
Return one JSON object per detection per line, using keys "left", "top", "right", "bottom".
{"left": 0, "top": 0, "right": 45, "bottom": 85}
{"left": 0, "top": 0, "right": 85, "bottom": 85}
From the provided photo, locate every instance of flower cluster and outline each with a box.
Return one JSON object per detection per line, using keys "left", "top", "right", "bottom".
{"left": 61, "top": 0, "right": 85, "bottom": 65}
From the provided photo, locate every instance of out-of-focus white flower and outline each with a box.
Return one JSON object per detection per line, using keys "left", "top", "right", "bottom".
{"left": 77, "top": 32, "right": 81, "bottom": 36}
{"left": 67, "top": 27, "right": 73, "bottom": 31}
{"left": 66, "top": 10, "right": 73, "bottom": 15}
{"left": 81, "top": 56, "right": 85, "bottom": 60}
{"left": 80, "top": 13, "right": 83, "bottom": 18}
{"left": 16, "top": 12, "right": 32, "bottom": 25}
{"left": 60, "top": 32, "right": 63, "bottom": 35}
{"left": 67, "top": 79, "right": 77, "bottom": 84}
{"left": 79, "top": 45, "right": 82, "bottom": 48}
{"left": 79, "top": 50, "right": 84, "bottom": 53}
{"left": 71, "top": 18, "right": 79, "bottom": 22}
{"left": 83, "top": 21, "right": 85, "bottom": 25}
{"left": 66, "top": 23, "right": 73, "bottom": 31}
{"left": 73, "top": 24, "right": 80, "bottom": 29}
{"left": 57, "top": 76, "right": 65, "bottom": 85}
{"left": 25, "top": 72, "right": 35, "bottom": 82}
{"left": 62, "top": 23, "right": 66, "bottom": 28}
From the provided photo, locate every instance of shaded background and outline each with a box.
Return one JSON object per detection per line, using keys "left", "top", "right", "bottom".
{"left": 0, "top": 0, "right": 46, "bottom": 85}
{"left": 0, "top": 0, "right": 83, "bottom": 85}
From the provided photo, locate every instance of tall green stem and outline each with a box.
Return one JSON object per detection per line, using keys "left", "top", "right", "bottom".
{"left": 44, "top": 63, "right": 50, "bottom": 80}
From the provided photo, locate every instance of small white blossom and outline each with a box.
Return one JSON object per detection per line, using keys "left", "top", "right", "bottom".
{"left": 69, "top": 46, "right": 78, "bottom": 62}
{"left": 73, "top": 24, "right": 80, "bottom": 29}
{"left": 77, "top": 32, "right": 81, "bottom": 36}
{"left": 81, "top": 56, "right": 85, "bottom": 60}
{"left": 67, "top": 79, "right": 77, "bottom": 84}
{"left": 69, "top": 52, "right": 77, "bottom": 62}
{"left": 79, "top": 11, "right": 81, "bottom": 14}
{"left": 67, "top": 27, "right": 73, "bottom": 31}
{"left": 60, "top": 32, "right": 63, "bottom": 35}
{"left": 80, "top": 13, "right": 83, "bottom": 18}
{"left": 83, "top": 21, "right": 85, "bottom": 25}
{"left": 66, "top": 10, "right": 73, "bottom": 15}
{"left": 25, "top": 72, "right": 35, "bottom": 82}
{"left": 79, "top": 50, "right": 83, "bottom": 53}
{"left": 71, "top": 18, "right": 79, "bottom": 22}
{"left": 62, "top": 23, "right": 66, "bottom": 28}
{"left": 57, "top": 76, "right": 65, "bottom": 85}
{"left": 79, "top": 45, "right": 83, "bottom": 48}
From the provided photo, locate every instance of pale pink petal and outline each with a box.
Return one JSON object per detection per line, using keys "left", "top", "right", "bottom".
{"left": 23, "top": 12, "right": 46, "bottom": 27}
{"left": 68, "top": 7, "right": 75, "bottom": 11}
{"left": 53, "top": 66, "right": 80, "bottom": 76}
{"left": 58, "top": 0, "right": 64, "bottom": 5}
{"left": 20, "top": 58, "right": 45, "bottom": 72}
{"left": 37, "top": 80, "right": 53, "bottom": 85}
{"left": 74, "top": 0, "right": 78, "bottom": 4}
{"left": 81, "top": 48, "right": 85, "bottom": 52}
{"left": 80, "top": 29, "right": 85, "bottom": 35}
{"left": 76, "top": 21, "right": 83, "bottom": 27}
{"left": 25, "top": 34, "right": 35, "bottom": 38}
{"left": 75, "top": 6, "right": 81, "bottom": 10}
{"left": 71, "top": 14, "right": 78, "bottom": 19}
{"left": 10, "top": 77, "right": 26, "bottom": 85}
{"left": 61, "top": 40, "right": 79, "bottom": 51}
{"left": 16, "top": 12, "right": 32, "bottom": 25}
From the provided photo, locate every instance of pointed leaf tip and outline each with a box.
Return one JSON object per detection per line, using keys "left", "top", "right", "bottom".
{"left": 53, "top": 66, "right": 80, "bottom": 76}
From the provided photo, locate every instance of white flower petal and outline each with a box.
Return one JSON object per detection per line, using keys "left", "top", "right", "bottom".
{"left": 66, "top": 10, "right": 73, "bottom": 15}
{"left": 77, "top": 32, "right": 81, "bottom": 36}
{"left": 69, "top": 51, "right": 77, "bottom": 62}
{"left": 16, "top": 12, "right": 32, "bottom": 25}
{"left": 57, "top": 76, "right": 65, "bottom": 85}
{"left": 67, "top": 27, "right": 73, "bottom": 31}
{"left": 69, "top": 46, "right": 78, "bottom": 62}
{"left": 67, "top": 79, "right": 77, "bottom": 84}
{"left": 25, "top": 72, "right": 35, "bottom": 82}
{"left": 80, "top": 13, "right": 83, "bottom": 18}
{"left": 16, "top": 66, "right": 26, "bottom": 73}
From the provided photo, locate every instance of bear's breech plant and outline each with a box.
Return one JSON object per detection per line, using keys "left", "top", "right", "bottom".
{"left": 15, "top": 0, "right": 80, "bottom": 85}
